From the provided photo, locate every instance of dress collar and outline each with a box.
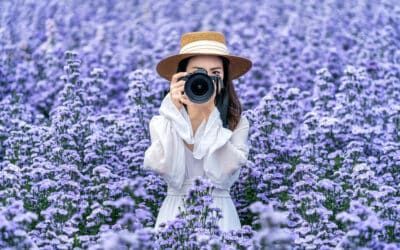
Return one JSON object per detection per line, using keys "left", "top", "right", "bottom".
{"left": 159, "top": 93, "right": 194, "bottom": 143}
{"left": 202, "top": 105, "right": 221, "bottom": 135}
{"left": 159, "top": 93, "right": 223, "bottom": 142}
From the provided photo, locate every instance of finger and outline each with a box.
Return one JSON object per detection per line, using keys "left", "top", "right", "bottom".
{"left": 172, "top": 72, "right": 189, "bottom": 82}
{"left": 177, "top": 79, "right": 186, "bottom": 85}
{"left": 181, "top": 94, "right": 190, "bottom": 101}
{"left": 173, "top": 85, "right": 184, "bottom": 96}
{"left": 180, "top": 93, "right": 188, "bottom": 99}
{"left": 170, "top": 80, "right": 185, "bottom": 89}
{"left": 180, "top": 96, "right": 190, "bottom": 105}
{"left": 179, "top": 96, "right": 186, "bottom": 104}
{"left": 172, "top": 89, "right": 184, "bottom": 98}
{"left": 171, "top": 91, "right": 180, "bottom": 99}
{"left": 174, "top": 89, "right": 184, "bottom": 97}
{"left": 174, "top": 80, "right": 186, "bottom": 87}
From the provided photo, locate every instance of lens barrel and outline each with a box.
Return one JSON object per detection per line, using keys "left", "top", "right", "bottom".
{"left": 178, "top": 68, "right": 215, "bottom": 104}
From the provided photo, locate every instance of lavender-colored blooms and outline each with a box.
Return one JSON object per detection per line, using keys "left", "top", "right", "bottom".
{"left": 1, "top": 0, "right": 400, "bottom": 249}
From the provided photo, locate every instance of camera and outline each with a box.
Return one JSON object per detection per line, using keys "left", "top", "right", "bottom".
{"left": 178, "top": 68, "right": 223, "bottom": 104}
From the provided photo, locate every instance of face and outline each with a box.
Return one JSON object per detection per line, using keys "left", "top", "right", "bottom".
{"left": 186, "top": 55, "right": 224, "bottom": 95}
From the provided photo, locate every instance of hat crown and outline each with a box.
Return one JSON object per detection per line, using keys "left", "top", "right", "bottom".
{"left": 156, "top": 30, "right": 252, "bottom": 81}
{"left": 179, "top": 31, "right": 229, "bottom": 55}
{"left": 180, "top": 31, "right": 226, "bottom": 48}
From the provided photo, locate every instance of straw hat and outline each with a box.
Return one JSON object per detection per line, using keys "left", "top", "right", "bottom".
{"left": 156, "top": 31, "right": 252, "bottom": 81}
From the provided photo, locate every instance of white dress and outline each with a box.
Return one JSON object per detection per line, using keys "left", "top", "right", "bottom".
{"left": 143, "top": 92, "right": 250, "bottom": 232}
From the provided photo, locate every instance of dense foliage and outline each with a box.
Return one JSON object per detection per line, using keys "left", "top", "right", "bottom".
{"left": 1, "top": 0, "right": 399, "bottom": 249}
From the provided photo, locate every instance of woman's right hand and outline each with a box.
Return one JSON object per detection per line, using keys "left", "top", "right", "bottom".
{"left": 169, "top": 72, "right": 189, "bottom": 110}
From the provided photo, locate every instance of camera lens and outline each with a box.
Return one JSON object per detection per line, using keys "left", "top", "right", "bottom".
{"left": 184, "top": 70, "right": 214, "bottom": 104}
{"left": 191, "top": 81, "right": 208, "bottom": 96}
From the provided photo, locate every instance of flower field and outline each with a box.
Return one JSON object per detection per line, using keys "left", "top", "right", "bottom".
{"left": 1, "top": 0, "right": 399, "bottom": 249}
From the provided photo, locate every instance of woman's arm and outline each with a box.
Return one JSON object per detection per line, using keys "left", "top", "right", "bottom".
{"left": 192, "top": 108, "right": 250, "bottom": 189}
{"left": 143, "top": 93, "right": 194, "bottom": 190}
{"left": 143, "top": 115, "right": 184, "bottom": 189}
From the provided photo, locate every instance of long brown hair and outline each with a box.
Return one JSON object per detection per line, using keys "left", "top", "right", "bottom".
{"left": 176, "top": 56, "right": 242, "bottom": 131}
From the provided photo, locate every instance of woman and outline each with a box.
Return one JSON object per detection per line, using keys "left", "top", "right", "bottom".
{"left": 143, "top": 31, "right": 252, "bottom": 232}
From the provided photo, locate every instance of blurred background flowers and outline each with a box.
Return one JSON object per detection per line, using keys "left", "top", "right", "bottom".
{"left": 0, "top": 0, "right": 399, "bottom": 249}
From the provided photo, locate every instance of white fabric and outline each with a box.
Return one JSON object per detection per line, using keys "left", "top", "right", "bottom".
{"left": 143, "top": 92, "right": 250, "bottom": 232}
{"left": 179, "top": 40, "right": 230, "bottom": 55}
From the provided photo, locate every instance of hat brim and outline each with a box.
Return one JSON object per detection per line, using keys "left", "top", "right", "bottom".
{"left": 156, "top": 52, "right": 252, "bottom": 82}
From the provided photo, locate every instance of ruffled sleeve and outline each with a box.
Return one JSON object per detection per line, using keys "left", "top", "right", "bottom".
{"left": 143, "top": 93, "right": 195, "bottom": 190}
{"left": 192, "top": 107, "right": 250, "bottom": 190}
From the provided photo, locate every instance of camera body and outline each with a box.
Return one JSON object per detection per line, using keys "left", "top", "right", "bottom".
{"left": 178, "top": 68, "right": 223, "bottom": 104}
